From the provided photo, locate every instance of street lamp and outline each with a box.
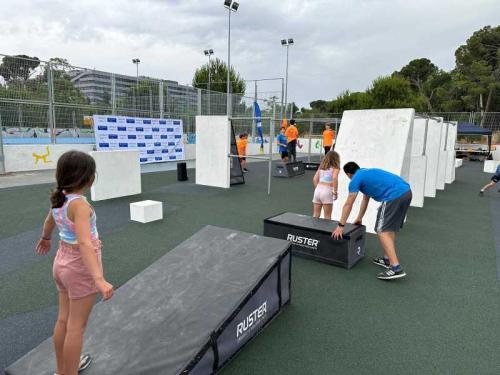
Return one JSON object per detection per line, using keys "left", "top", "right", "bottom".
{"left": 224, "top": 0, "right": 239, "bottom": 117}
{"left": 204, "top": 49, "right": 214, "bottom": 115}
{"left": 132, "top": 58, "right": 140, "bottom": 115}
{"left": 281, "top": 38, "right": 294, "bottom": 118}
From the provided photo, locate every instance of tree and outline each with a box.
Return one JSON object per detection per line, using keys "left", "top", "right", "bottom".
{"left": 455, "top": 25, "right": 500, "bottom": 117}
{"left": 396, "top": 58, "right": 439, "bottom": 111}
{"left": 0, "top": 54, "right": 40, "bottom": 83}
{"left": 192, "top": 58, "right": 245, "bottom": 95}
{"left": 369, "top": 76, "right": 427, "bottom": 111}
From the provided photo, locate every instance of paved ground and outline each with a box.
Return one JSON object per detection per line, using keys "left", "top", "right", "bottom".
{"left": 1, "top": 160, "right": 499, "bottom": 374}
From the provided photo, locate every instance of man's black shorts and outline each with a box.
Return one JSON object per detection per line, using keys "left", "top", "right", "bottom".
{"left": 375, "top": 190, "right": 412, "bottom": 233}
{"left": 324, "top": 146, "right": 331, "bottom": 154}
{"left": 492, "top": 174, "right": 499, "bottom": 183}
{"left": 280, "top": 151, "right": 289, "bottom": 159}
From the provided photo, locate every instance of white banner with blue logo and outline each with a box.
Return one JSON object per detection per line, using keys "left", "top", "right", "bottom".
{"left": 93, "top": 115, "right": 185, "bottom": 164}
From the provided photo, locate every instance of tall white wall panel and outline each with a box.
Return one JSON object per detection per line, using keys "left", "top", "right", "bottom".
{"left": 409, "top": 118, "right": 427, "bottom": 207}
{"left": 90, "top": 150, "right": 141, "bottom": 201}
{"left": 445, "top": 122, "right": 457, "bottom": 184}
{"left": 332, "top": 109, "right": 414, "bottom": 233}
{"left": 436, "top": 121, "right": 448, "bottom": 190}
{"left": 424, "top": 119, "right": 442, "bottom": 198}
{"left": 195, "top": 116, "right": 231, "bottom": 189}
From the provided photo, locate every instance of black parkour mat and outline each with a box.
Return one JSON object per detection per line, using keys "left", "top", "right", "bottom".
{"left": 6, "top": 226, "right": 292, "bottom": 375}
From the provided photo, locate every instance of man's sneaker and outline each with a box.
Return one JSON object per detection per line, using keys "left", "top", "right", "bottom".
{"left": 78, "top": 354, "right": 92, "bottom": 372}
{"left": 377, "top": 268, "right": 406, "bottom": 280}
{"left": 372, "top": 257, "right": 390, "bottom": 269}
{"left": 243, "top": 168, "right": 249, "bottom": 172}
{"left": 479, "top": 191, "right": 484, "bottom": 196}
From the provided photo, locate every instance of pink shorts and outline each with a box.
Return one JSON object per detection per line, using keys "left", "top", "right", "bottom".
{"left": 53, "top": 240, "right": 102, "bottom": 299}
{"left": 312, "top": 184, "right": 334, "bottom": 204}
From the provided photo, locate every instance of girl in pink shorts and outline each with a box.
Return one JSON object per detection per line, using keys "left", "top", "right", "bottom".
{"left": 35, "top": 150, "right": 114, "bottom": 375}
{"left": 312, "top": 151, "right": 341, "bottom": 220}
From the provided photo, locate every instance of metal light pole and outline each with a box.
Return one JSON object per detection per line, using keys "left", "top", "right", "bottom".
{"left": 132, "top": 58, "right": 140, "bottom": 115}
{"left": 204, "top": 49, "right": 214, "bottom": 115}
{"left": 224, "top": 0, "right": 239, "bottom": 118}
{"left": 281, "top": 38, "right": 294, "bottom": 118}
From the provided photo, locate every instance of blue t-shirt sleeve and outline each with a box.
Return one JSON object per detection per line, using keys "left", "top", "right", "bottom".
{"left": 348, "top": 173, "right": 362, "bottom": 193}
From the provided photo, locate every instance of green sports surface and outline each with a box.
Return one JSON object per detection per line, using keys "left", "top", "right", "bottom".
{"left": 1, "top": 160, "right": 499, "bottom": 374}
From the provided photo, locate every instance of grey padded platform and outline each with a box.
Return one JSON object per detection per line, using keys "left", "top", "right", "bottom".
{"left": 6, "top": 226, "right": 292, "bottom": 375}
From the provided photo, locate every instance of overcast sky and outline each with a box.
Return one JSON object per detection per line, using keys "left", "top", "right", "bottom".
{"left": 1, "top": 0, "right": 499, "bottom": 107}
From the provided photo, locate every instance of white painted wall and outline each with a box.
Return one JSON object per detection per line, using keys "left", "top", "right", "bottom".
{"left": 4, "top": 144, "right": 94, "bottom": 173}
{"left": 445, "top": 122, "right": 457, "bottom": 184}
{"left": 89, "top": 150, "right": 142, "bottom": 201}
{"left": 409, "top": 118, "right": 427, "bottom": 208}
{"left": 436, "top": 120, "right": 448, "bottom": 190}
{"left": 195, "top": 116, "right": 230, "bottom": 189}
{"left": 424, "top": 119, "right": 442, "bottom": 198}
{"left": 484, "top": 160, "right": 500, "bottom": 173}
{"left": 332, "top": 109, "right": 414, "bottom": 233}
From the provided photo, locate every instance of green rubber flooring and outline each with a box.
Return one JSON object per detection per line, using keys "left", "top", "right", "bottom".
{"left": 1, "top": 160, "right": 499, "bottom": 374}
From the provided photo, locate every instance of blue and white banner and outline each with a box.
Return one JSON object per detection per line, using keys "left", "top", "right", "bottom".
{"left": 93, "top": 115, "right": 185, "bottom": 164}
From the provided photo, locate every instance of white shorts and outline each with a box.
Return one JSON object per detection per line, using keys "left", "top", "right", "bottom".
{"left": 312, "top": 184, "right": 334, "bottom": 204}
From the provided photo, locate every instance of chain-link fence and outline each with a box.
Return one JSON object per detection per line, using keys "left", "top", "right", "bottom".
{"left": 0, "top": 54, "right": 283, "bottom": 146}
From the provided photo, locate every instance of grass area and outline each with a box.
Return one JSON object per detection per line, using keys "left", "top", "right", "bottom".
{"left": 1, "top": 161, "right": 499, "bottom": 374}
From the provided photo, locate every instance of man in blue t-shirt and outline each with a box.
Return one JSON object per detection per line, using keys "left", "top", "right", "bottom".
{"left": 276, "top": 127, "right": 289, "bottom": 162}
{"left": 332, "top": 162, "right": 412, "bottom": 280}
{"left": 479, "top": 163, "right": 500, "bottom": 196}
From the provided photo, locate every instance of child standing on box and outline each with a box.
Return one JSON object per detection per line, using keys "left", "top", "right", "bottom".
{"left": 36, "top": 150, "right": 114, "bottom": 375}
{"left": 312, "top": 150, "right": 340, "bottom": 220}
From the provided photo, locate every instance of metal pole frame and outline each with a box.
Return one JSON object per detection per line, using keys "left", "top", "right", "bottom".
{"left": 159, "top": 81, "right": 164, "bottom": 118}
{"left": 268, "top": 97, "right": 276, "bottom": 195}
{"left": 208, "top": 53, "right": 212, "bottom": 115}
{"left": 308, "top": 120, "right": 313, "bottom": 162}
{"left": 226, "top": 8, "right": 231, "bottom": 117}
{"left": 252, "top": 80, "right": 257, "bottom": 142}
{"left": 47, "top": 62, "right": 56, "bottom": 144}
{"left": 0, "top": 113, "right": 5, "bottom": 174}
{"left": 111, "top": 73, "right": 116, "bottom": 115}
{"left": 284, "top": 44, "right": 289, "bottom": 117}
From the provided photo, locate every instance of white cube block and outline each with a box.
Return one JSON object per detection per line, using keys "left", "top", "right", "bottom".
{"left": 484, "top": 160, "right": 500, "bottom": 173}
{"left": 455, "top": 159, "right": 463, "bottom": 168}
{"left": 130, "top": 200, "right": 163, "bottom": 223}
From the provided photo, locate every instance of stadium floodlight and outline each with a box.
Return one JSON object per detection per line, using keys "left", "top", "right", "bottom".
{"left": 281, "top": 39, "right": 294, "bottom": 117}
{"left": 204, "top": 49, "right": 215, "bottom": 114}
{"left": 223, "top": 1, "right": 240, "bottom": 117}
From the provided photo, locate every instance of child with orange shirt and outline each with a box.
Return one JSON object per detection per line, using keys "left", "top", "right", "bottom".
{"left": 323, "top": 123, "right": 335, "bottom": 154}
{"left": 237, "top": 133, "right": 249, "bottom": 172}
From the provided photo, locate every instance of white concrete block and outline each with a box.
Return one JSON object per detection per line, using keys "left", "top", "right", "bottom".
{"left": 455, "top": 158, "right": 463, "bottom": 168}
{"left": 436, "top": 121, "right": 448, "bottom": 190}
{"left": 445, "top": 122, "right": 457, "bottom": 184}
{"left": 130, "top": 200, "right": 163, "bottom": 223}
{"left": 90, "top": 150, "right": 141, "bottom": 201}
{"left": 492, "top": 147, "right": 500, "bottom": 161}
{"left": 195, "top": 116, "right": 231, "bottom": 189}
{"left": 411, "top": 118, "right": 427, "bottom": 156}
{"left": 409, "top": 155, "right": 426, "bottom": 207}
{"left": 484, "top": 160, "right": 500, "bottom": 173}
{"left": 424, "top": 119, "right": 442, "bottom": 198}
{"left": 332, "top": 109, "right": 414, "bottom": 233}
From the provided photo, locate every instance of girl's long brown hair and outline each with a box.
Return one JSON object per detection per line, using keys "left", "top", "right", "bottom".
{"left": 50, "top": 151, "right": 96, "bottom": 208}
{"left": 320, "top": 150, "right": 340, "bottom": 170}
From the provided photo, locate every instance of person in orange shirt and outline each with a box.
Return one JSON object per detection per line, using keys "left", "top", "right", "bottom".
{"left": 285, "top": 119, "right": 299, "bottom": 162}
{"left": 237, "top": 133, "right": 249, "bottom": 172}
{"left": 322, "top": 123, "right": 335, "bottom": 154}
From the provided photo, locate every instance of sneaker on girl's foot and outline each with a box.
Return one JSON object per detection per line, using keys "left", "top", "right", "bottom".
{"left": 372, "top": 257, "right": 390, "bottom": 269}
{"left": 78, "top": 354, "right": 92, "bottom": 372}
{"left": 377, "top": 268, "right": 406, "bottom": 280}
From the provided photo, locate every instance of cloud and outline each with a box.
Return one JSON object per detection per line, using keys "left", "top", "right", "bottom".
{"left": 1, "top": 0, "right": 499, "bottom": 107}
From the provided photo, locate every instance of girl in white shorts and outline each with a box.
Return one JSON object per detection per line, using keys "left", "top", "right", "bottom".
{"left": 312, "top": 151, "right": 340, "bottom": 219}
